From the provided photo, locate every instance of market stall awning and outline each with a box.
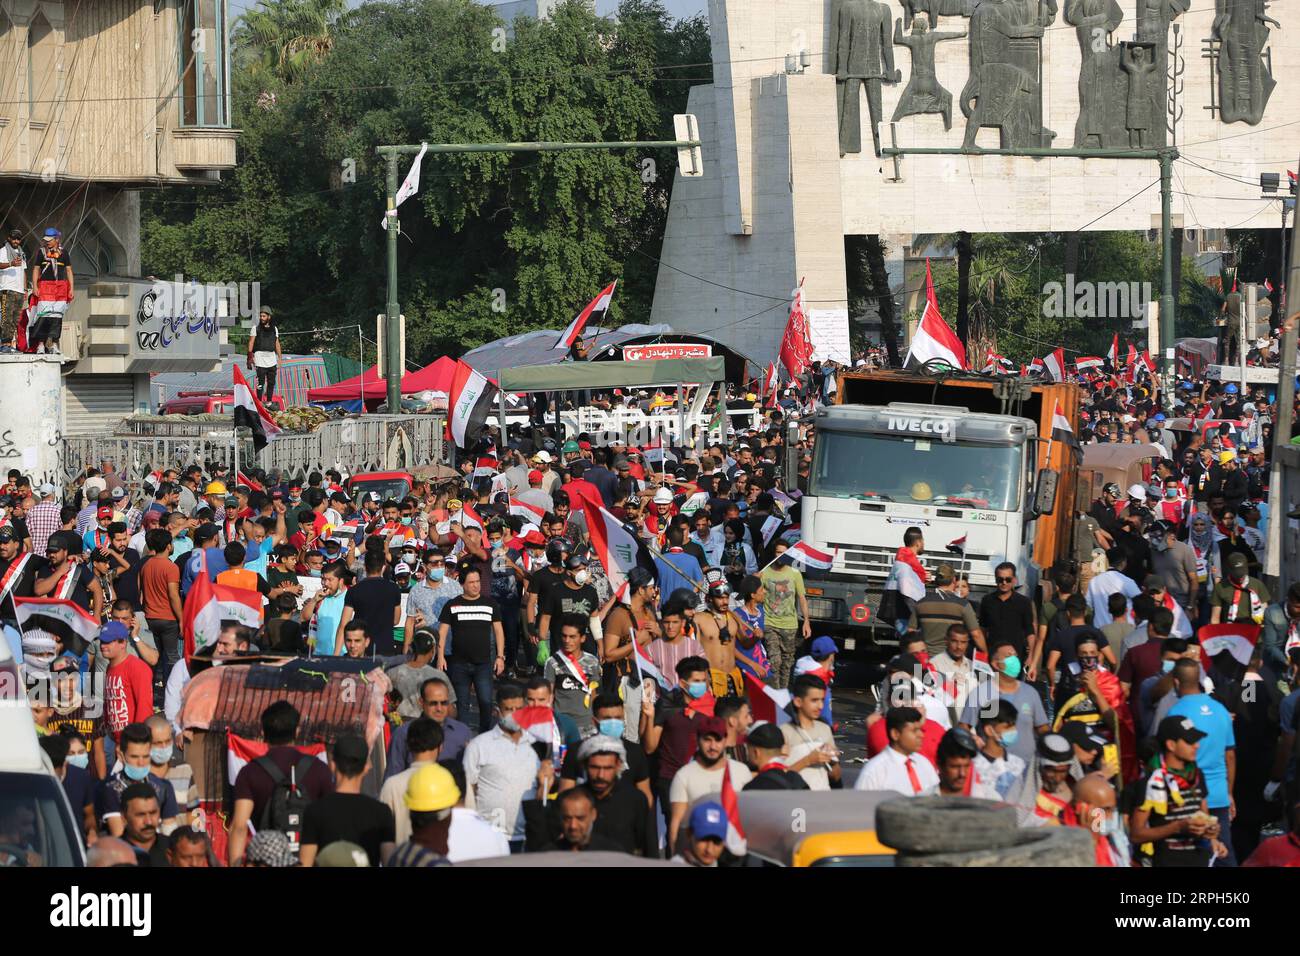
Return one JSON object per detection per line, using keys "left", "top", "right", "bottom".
{"left": 498, "top": 356, "right": 725, "bottom": 392}
{"left": 306, "top": 356, "right": 458, "bottom": 404}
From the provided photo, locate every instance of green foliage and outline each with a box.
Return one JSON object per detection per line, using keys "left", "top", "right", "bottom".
{"left": 142, "top": 0, "right": 710, "bottom": 363}
{"left": 915, "top": 232, "right": 1209, "bottom": 362}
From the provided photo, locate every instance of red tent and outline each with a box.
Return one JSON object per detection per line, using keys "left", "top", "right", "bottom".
{"left": 306, "top": 356, "right": 458, "bottom": 405}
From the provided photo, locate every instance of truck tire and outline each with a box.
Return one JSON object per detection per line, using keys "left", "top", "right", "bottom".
{"left": 875, "top": 797, "right": 1019, "bottom": 854}
{"left": 895, "top": 826, "right": 1096, "bottom": 867}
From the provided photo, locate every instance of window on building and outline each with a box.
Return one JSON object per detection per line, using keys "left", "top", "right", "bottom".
{"left": 66, "top": 214, "right": 123, "bottom": 279}
{"left": 179, "top": 0, "right": 230, "bottom": 127}
{"left": 28, "top": 12, "right": 57, "bottom": 127}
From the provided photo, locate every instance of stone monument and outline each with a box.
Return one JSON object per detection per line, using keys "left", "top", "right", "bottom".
{"left": 1210, "top": 0, "right": 1279, "bottom": 124}
{"left": 832, "top": 0, "right": 902, "bottom": 156}
{"left": 892, "top": 14, "right": 968, "bottom": 130}
{"left": 960, "top": 0, "right": 1058, "bottom": 149}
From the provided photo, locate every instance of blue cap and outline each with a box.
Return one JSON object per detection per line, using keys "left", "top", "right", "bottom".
{"left": 99, "top": 621, "right": 129, "bottom": 644}
{"left": 688, "top": 801, "right": 728, "bottom": 841}
{"left": 43, "top": 227, "right": 60, "bottom": 238}
{"left": 1225, "top": 383, "right": 1238, "bottom": 394}
{"left": 811, "top": 636, "right": 838, "bottom": 658}
{"left": 1154, "top": 413, "right": 1166, "bottom": 421}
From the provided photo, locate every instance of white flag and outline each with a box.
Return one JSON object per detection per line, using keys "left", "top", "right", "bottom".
{"left": 380, "top": 142, "right": 428, "bottom": 230}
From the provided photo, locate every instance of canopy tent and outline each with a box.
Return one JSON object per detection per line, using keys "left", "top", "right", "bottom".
{"left": 462, "top": 323, "right": 671, "bottom": 381}
{"left": 498, "top": 356, "right": 725, "bottom": 392}
{"left": 306, "top": 355, "right": 458, "bottom": 408}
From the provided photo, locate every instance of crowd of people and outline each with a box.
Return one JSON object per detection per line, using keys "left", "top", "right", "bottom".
{"left": 3, "top": 352, "right": 1298, "bottom": 869}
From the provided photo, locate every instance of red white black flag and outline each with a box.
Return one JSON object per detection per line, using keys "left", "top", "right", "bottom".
{"left": 445, "top": 360, "right": 498, "bottom": 450}
{"left": 905, "top": 259, "right": 966, "bottom": 371}
{"left": 233, "top": 365, "right": 281, "bottom": 452}
{"left": 554, "top": 281, "right": 616, "bottom": 351}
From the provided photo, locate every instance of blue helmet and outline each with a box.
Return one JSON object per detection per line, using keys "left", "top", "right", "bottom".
{"left": 1224, "top": 383, "right": 1238, "bottom": 394}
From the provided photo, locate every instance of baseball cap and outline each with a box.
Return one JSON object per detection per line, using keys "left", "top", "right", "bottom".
{"left": 365, "top": 491, "right": 381, "bottom": 503}
{"left": 745, "top": 722, "right": 785, "bottom": 750}
{"left": 695, "top": 715, "right": 727, "bottom": 739}
{"left": 1157, "top": 715, "right": 1207, "bottom": 745}
{"left": 527, "top": 469, "right": 543, "bottom": 484}
{"left": 1143, "top": 573, "right": 1165, "bottom": 591}
{"left": 1226, "top": 553, "right": 1249, "bottom": 574}
{"left": 0, "top": 527, "right": 15, "bottom": 544}
{"left": 393, "top": 561, "right": 412, "bottom": 576}
{"left": 96, "top": 505, "right": 114, "bottom": 519}
{"left": 1059, "top": 721, "right": 1108, "bottom": 754}
{"left": 688, "top": 802, "right": 728, "bottom": 841}
{"left": 99, "top": 621, "right": 130, "bottom": 644}
{"left": 111, "top": 486, "right": 126, "bottom": 500}
{"left": 1037, "top": 733, "right": 1073, "bottom": 767}
{"left": 410, "top": 628, "right": 437, "bottom": 655}
{"left": 810, "top": 636, "right": 838, "bottom": 658}
{"left": 37, "top": 482, "right": 54, "bottom": 496}
{"left": 314, "top": 841, "right": 370, "bottom": 867}
{"left": 520, "top": 529, "right": 546, "bottom": 547}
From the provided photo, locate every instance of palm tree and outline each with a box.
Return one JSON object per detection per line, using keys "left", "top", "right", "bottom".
{"left": 235, "top": 0, "right": 348, "bottom": 83}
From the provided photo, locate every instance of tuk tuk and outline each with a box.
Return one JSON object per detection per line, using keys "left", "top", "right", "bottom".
{"left": 1077, "top": 443, "right": 1165, "bottom": 511}
{"left": 738, "top": 790, "right": 900, "bottom": 867}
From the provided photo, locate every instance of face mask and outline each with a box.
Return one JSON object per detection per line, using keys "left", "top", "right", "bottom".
{"left": 427, "top": 567, "right": 445, "bottom": 582}
{"left": 528, "top": 551, "right": 545, "bottom": 567}
{"left": 598, "top": 718, "right": 625, "bottom": 739}
{"left": 66, "top": 752, "right": 90, "bottom": 770}
{"left": 492, "top": 539, "right": 505, "bottom": 550}
{"left": 1000, "top": 655, "right": 1022, "bottom": 679}
{"left": 150, "top": 745, "right": 174, "bottom": 765}
{"left": 999, "top": 728, "right": 1020, "bottom": 748}
{"left": 1079, "top": 657, "right": 1099, "bottom": 672}
{"left": 122, "top": 762, "right": 151, "bottom": 781}
{"left": 687, "top": 681, "right": 709, "bottom": 699}
{"left": 308, "top": 568, "right": 322, "bottom": 578}
{"left": 1161, "top": 659, "right": 1176, "bottom": 673}
{"left": 1166, "top": 488, "right": 1178, "bottom": 499}
{"left": 401, "top": 517, "right": 412, "bottom": 526}
{"left": 573, "top": 569, "right": 591, "bottom": 586}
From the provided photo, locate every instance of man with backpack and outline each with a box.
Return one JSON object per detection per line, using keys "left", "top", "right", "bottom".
{"left": 227, "top": 701, "right": 334, "bottom": 866}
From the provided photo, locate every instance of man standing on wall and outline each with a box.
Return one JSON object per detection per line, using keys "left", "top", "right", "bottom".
{"left": 247, "top": 306, "right": 281, "bottom": 404}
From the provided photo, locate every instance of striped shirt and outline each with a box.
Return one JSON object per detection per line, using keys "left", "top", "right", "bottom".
{"left": 646, "top": 635, "right": 707, "bottom": 688}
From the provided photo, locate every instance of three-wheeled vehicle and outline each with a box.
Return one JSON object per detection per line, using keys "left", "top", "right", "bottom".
{"left": 738, "top": 790, "right": 900, "bottom": 867}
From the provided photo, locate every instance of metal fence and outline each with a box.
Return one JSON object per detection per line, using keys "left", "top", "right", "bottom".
{"left": 61, "top": 415, "right": 446, "bottom": 493}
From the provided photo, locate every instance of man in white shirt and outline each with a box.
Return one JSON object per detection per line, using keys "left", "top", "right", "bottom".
{"left": 667, "top": 715, "right": 752, "bottom": 850}
{"left": 781, "top": 674, "right": 841, "bottom": 790}
{"left": 461, "top": 684, "right": 550, "bottom": 851}
{"left": 853, "top": 706, "right": 939, "bottom": 796}
{"left": 1086, "top": 548, "right": 1142, "bottom": 627}
{"left": 0, "top": 229, "right": 26, "bottom": 351}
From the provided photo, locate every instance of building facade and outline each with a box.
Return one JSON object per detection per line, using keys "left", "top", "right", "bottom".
{"left": 0, "top": 0, "right": 238, "bottom": 433}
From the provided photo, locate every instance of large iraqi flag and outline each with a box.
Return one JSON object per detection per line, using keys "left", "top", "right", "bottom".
{"left": 445, "top": 359, "right": 498, "bottom": 450}
{"left": 182, "top": 551, "right": 264, "bottom": 660}
{"left": 233, "top": 365, "right": 282, "bottom": 452}
{"left": 905, "top": 259, "right": 966, "bottom": 371}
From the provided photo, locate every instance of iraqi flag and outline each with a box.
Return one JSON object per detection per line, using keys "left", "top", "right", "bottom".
{"left": 453, "top": 501, "right": 485, "bottom": 533}
{"left": 1138, "top": 349, "right": 1157, "bottom": 378}
{"left": 946, "top": 535, "right": 967, "bottom": 555}
{"left": 981, "top": 350, "right": 1013, "bottom": 374}
{"left": 905, "top": 259, "right": 966, "bottom": 371}
{"left": 884, "top": 558, "right": 926, "bottom": 603}
{"left": 233, "top": 365, "right": 282, "bottom": 452}
{"left": 1074, "top": 355, "right": 1104, "bottom": 373}
{"left": 1042, "top": 348, "right": 1066, "bottom": 382}
{"left": 236, "top": 470, "right": 264, "bottom": 492}
{"left": 1050, "top": 399, "right": 1083, "bottom": 463}
{"left": 763, "top": 362, "right": 780, "bottom": 406}
{"left": 1028, "top": 357, "right": 1044, "bottom": 376}
{"left": 381, "top": 142, "right": 427, "bottom": 230}
{"left": 227, "top": 732, "right": 327, "bottom": 784}
{"left": 554, "top": 281, "right": 617, "bottom": 351}
{"left": 13, "top": 597, "right": 100, "bottom": 657}
{"left": 632, "top": 639, "right": 674, "bottom": 691}
{"left": 1197, "top": 623, "right": 1259, "bottom": 668}
{"left": 1106, "top": 333, "right": 1119, "bottom": 369}
{"left": 182, "top": 553, "right": 264, "bottom": 659}
{"left": 743, "top": 672, "right": 792, "bottom": 726}
{"left": 586, "top": 504, "right": 651, "bottom": 600}
{"left": 446, "top": 359, "right": 498, "bottom": 449}
{"left": 720, "top": 761, "right": 747, "bottom": 855}
{"left": 508, "top": 497, "right": 547, "bottom": 525}
{"left": 785, "top": 541, "right": 836, "bottom": 570}
{"left": 513, "top": 705, "right": 566, "bottom": 766}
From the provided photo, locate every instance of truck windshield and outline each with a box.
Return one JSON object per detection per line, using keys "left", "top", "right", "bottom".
{"left": 810, "top": 431, "right": 1024, "bottom": 511}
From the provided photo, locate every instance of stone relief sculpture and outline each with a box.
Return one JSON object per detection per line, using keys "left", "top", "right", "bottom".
{"left": 1120, "top": 41, "right": 1158, "bottom": 146}
{"left": 1064, "top": 0, "right": 1124, "bottom": 147}
{"left": 892, "top": 15, "right": 967, "bottom": 130}
{"left": 901, "top": 0, "right": 975, "bottom": 30}
{"left": 1210, "top": 0, "right": 1278, "bottom": 124}
{"left": 832, "top": 0, "right": 902, "bottom": 156}
{"left": 959, "top": 0, "right": 1058, "bottom": 149}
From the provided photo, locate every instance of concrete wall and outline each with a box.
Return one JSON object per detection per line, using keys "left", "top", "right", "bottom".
{"left": 0, "top": 355, "right": 65, "bottom": 484}
{"left": 653, "top": 0, "right": 1300, "bottom": 365}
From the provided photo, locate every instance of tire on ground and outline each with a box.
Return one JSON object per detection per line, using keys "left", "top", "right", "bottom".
{"left": 875, "top": 796, "right": 1019, "bottom": 854}
{"left": 895, "top": 826, "right": 1096, "bottom": 867}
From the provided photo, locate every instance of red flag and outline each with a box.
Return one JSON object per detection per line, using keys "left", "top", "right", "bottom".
{"left": 742, "top": 672, "right": 792, "bottom": 725}
{"left": 778, "top": 280, "right": 814, "bottom": 378}
{"left": 720, "top": 762, "right": 747, "bottom": 855}
{"left": 1106, "top": 333, "right": 1118, "bottom": 368}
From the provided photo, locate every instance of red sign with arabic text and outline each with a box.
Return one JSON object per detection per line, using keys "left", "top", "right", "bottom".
{"left": 622, "top": 343, "right": 712, "bottom": 362}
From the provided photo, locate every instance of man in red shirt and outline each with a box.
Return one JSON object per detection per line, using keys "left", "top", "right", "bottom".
{"left": 559, "top": 461, "right": 602, "bottom": 516}
{"left": 101, "top": 621, "right": 154, "bottom": 760}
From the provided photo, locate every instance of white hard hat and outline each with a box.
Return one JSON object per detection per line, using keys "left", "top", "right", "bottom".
{"left": 1127, "top": 483, "right": 1146, "bottom": 500}
{"left": 653, "top": 487, "right": 674, "bottom": 505}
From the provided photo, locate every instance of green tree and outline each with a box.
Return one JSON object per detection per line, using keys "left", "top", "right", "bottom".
{"left": 235, "top": 0, "right": 349, "bottom": 83}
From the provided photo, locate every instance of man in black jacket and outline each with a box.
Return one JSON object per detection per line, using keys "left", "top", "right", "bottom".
{"left": 742, "top": 722, "right": 809, "bottom": 790}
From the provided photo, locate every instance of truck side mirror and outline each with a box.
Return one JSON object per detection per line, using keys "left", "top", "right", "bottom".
{"left": 1033, "top": 468, "right": 1059, "bottom": 517}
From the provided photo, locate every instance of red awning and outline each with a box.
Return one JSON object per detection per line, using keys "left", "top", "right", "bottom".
{"left": 305, "top": 356, "right": 458, "bottom": 404}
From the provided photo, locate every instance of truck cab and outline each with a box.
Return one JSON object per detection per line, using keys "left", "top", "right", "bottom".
{"left": 798, "top": 371, "right": 1080, "bottom": 650}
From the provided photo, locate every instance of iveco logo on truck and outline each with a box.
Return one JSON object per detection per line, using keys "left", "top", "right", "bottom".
{"left": 886, "top": 416, "right": 957, "bottom": 442}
